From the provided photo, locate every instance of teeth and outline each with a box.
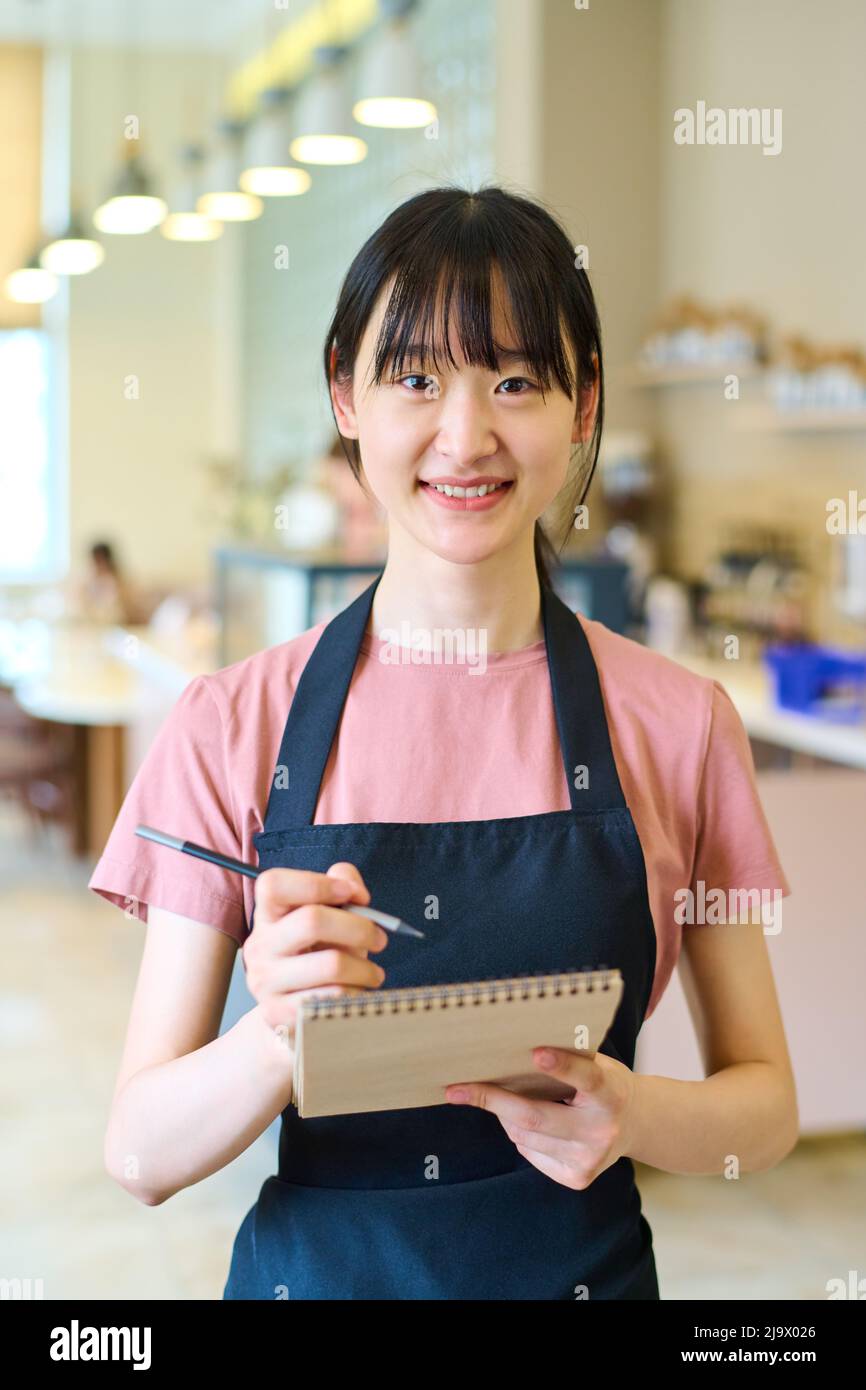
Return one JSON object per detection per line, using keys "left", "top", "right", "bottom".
{"left": 428, "top": 482, "right": 507, "bottom": 498}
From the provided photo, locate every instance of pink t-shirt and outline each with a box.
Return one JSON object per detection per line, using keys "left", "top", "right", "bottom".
{"left": 88, "top": 613, "right": 791, "bottom": 1020}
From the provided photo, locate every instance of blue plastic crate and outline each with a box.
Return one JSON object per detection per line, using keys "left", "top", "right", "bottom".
{"left": 763, "top": 643, "right": 866, "bottom": 723}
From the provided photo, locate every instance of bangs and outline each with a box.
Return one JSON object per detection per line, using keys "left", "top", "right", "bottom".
{"left": 370, "top": 237, "right": 578, "bottom": 400}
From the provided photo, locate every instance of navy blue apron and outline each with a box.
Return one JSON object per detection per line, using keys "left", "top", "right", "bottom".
{"left": 223, "top": 573, "right": 660, "bottom": 1300}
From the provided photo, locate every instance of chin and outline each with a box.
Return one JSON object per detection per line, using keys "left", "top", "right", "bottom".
{"left": 415, "top": 534, "right": 512, "bottom": 567}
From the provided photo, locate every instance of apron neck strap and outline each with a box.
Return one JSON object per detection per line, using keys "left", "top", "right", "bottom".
{"left": 259, "top": 570, "right": 626, "bottom": 831}
{"left": 541, "top": 578, "right": 627, "bottom": 812}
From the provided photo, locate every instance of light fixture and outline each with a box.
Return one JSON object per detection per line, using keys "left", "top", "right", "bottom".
{"left": 161, "top": 145, "right": 223, "bottom": 241}
{"left": 197, "top": 120, "right": 264, "bottom": 221}
{"left": 240, "top": 87, "right": 312, "bottom": 197}
{"left": 3, "top": 245, "right": 59, "bottom": 304}
{"left": 353, "top": 0, "right": 436, "bottom": 129}
{"left": 290, "top": 46, "right": 368, "bottom": 166}
{"left": 93, "top": 142, "right": 167, "bottom": 234}
{"left": 39, "top": 213, "right": 105, "bottom": 275}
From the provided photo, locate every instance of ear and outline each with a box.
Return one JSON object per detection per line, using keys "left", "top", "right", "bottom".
{"left": 329, "top": 344, "right": 359, "bottom": 439}
{"left": 572, "top": 353, "right": 599, "bottom": 445}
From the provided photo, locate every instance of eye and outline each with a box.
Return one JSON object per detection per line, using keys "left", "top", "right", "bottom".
{"left": 497, "top": 377, "right": 537, "bottom": 395}
{"left": 397, "top": 373, "right": 437, "bottom": 394}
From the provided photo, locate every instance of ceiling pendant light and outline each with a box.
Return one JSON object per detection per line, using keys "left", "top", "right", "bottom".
{"left": 39, "top": 212, "right": 105, "bottom": 275}
{"left": 161, "top": 145, "right": 223, "bottom": 241}
{"left": 4, "top": 244, "right": 59, "bottom": 304}
{"left": 240, "top": 87, "right": 312, "bottom": 198}
{"left": 290, "top": 46, "right": 368, "bottom": 166}
{"left": 197, "top": 120, "right": 264, "bottom": 221}
{"left": 93, "top": 141, "right": 167, "bottom": 234}
{"left": 353, "top": 0, "right": 436, "bottom": 130}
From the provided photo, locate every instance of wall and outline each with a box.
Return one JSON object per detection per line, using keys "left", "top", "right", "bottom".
{"left": 655, "top": 0, "right": 866, "bottom": 642}
{"left": 65, "top": 46, "right": 233, "bottom": 589}
{"left": 539, "top": 0, "right": 663, "bottom": 439}
{"left": 534, "top": 0, "right": 866, "bottom": 644}
{"left": 0, "top": 44, "right": 43, "bottom": 330}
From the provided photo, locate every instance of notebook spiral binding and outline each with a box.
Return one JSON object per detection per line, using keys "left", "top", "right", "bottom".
{"left": 302, "top": 967, "right": 621, "bottom": 1019}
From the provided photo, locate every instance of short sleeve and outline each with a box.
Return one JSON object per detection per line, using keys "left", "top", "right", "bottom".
{"left": 688, "top": 681, "right": 792, "bottom": 925}
{"left": 87, "top": 674, "right": 246, "bottom": 946}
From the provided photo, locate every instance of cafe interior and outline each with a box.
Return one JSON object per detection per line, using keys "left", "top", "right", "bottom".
{"left": 1, "top": 0, "right": 865, "bottom": 1302}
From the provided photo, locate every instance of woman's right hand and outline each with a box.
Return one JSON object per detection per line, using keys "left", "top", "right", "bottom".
{"left": 243, "top": 861, "right": 388, "bottom": 1042}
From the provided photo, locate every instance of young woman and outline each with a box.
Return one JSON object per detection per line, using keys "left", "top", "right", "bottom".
{"left": 92, "top": 185, "right": 797, "bottom": 1301}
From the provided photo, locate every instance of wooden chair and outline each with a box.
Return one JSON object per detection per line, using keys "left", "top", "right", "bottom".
{"left": 0, "top": 686, "right": 76, "bottom": 846}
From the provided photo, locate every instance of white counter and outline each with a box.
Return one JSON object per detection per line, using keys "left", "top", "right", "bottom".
{"left": 670, "top": 651, "right": 866, "bottom": 770}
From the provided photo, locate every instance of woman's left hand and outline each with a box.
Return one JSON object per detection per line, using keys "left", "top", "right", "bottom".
{"left": 445, "top": 1048, "right": 637, "bottom": 1190}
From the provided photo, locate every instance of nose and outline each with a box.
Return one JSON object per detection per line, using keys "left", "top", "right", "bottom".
{"left": 433, "top": 387, "right": 498, "bottom": 467}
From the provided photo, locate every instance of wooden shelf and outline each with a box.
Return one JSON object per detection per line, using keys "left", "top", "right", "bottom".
{"left": 628, "top": 361, "right": 866, "bottom": 431}
{"left": 627, "top": 360, "right": 762, "bottom": 387}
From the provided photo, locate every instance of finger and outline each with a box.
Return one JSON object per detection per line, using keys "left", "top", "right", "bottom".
{"left": 254, "top": 867, "right": 358, "bottom": 925}
{"left": 275, "top": 902, "right": 388, "bottom": 958}
{"left": 258, "top": 944, "right": 386, "bottom": 998}
{"left": 323, "top": 863, "right": 379, "bottom": 958}
{"left": 326, "top": 861, "right": 370, "bottom": 904}
{"left": 442, "top": 1081, "right": 578, "bottom": 1141}
{"left": 502, "top": 1124, "right": 592, "bottom": 1163}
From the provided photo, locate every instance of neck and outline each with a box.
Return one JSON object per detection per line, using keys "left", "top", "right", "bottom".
{"left": 369, "top": 527, "right": 545, "bottom": 653}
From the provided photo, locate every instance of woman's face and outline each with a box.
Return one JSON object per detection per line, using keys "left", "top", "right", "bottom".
{"left": 331, "top": 275, "right": 597, "bottom": 570}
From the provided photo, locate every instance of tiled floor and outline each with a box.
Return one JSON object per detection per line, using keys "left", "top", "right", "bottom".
{"left": 1, "top": 805, "right": 863, "bottom": 1301}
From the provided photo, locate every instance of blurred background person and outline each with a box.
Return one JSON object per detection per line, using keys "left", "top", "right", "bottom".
{"left": 66, "top": 540, "right": 144, "bottom": 625}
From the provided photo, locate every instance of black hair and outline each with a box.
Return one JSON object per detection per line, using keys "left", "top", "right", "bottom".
{"left": 90, "top": 540, "right": 118, "bottom": 573}
{"left": 322, "top": 183, "right": 604, "bottom": 590}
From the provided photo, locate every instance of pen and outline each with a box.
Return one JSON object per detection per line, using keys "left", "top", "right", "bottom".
{"left": 134, "top": 824, "right": 425, "bottom": 939}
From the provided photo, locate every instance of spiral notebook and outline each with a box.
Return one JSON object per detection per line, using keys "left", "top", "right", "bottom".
{"left": 292, "top": 968, "right": 624, "bottom": 1118}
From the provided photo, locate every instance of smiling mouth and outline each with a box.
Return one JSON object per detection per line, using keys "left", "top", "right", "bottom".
{"left": 418, "top": 479, "right": 514, "bottom": 511}
{"left": 424, "top": 480, "right": 509, "bottom": 498}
